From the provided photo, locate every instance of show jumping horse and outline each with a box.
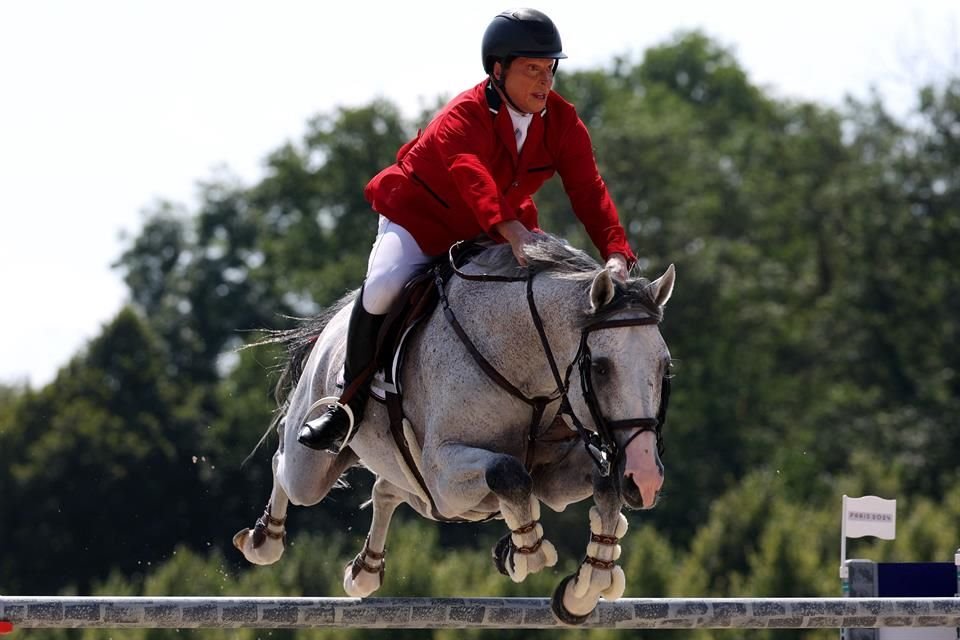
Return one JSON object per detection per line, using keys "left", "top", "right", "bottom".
{"left": 235, "top": 236, "right": 675, "bottom": 624}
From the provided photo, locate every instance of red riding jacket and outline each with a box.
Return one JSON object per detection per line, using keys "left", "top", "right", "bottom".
{"left": 364, "top": 80, "right": 636, "bottom": 264}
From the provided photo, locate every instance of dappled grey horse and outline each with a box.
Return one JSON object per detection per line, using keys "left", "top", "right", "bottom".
{"left": 235, "top": 237, "right": 675, "bottom": 624}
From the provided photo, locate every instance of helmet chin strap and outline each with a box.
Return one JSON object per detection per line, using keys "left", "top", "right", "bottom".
{"left": 491, "top": 67, "right": 531, "bottom": 115}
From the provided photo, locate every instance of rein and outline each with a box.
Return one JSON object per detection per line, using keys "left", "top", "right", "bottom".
{"left": 435, "top": 248, "right": 562, "bottom": 470}
{"left": 435, "top": 242, "right": 667, "bottom": 477}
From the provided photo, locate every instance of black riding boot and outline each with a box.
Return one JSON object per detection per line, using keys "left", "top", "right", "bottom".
{"left": 297, "top": 292, "right": 385, "bottom": 452}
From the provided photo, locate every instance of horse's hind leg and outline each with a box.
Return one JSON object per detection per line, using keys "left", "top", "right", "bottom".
{"left": 343, "top": 477, "right": 405, "bottom": 597}
{"left": 234, "top": 446, "right": 358, "bottom": 565}
{"left": 428, "top": 445, "right": 557, "bottom": 583}
{"left": 233, "top": 450, "right": 290, "bottom": 565}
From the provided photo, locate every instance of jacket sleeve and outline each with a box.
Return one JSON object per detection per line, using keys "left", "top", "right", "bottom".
{"left": 433, "top": 104, "right": 518, "bottom": 236}
{"left": 554, "top": 114, "right": 637, "bottom": 266}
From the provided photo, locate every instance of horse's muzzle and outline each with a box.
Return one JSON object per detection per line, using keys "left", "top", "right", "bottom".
{"left": 623, "top": 431, "right": 663, "bottom": 509}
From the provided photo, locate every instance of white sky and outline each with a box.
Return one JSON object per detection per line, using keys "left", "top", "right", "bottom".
{"left": 1, "top": 0, "right": 957, "bottom": 387}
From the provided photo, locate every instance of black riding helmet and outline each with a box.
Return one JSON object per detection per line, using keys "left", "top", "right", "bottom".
{"left": 481, "top": 8, "right": 567, "bottom": 75}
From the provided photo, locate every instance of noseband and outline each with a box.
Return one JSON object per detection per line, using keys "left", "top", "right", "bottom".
{"left": 438, "top": 242, "right": 669, "bottom": 478}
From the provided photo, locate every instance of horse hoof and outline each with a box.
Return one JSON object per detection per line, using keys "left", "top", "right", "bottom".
{"left": 492, "top": 533, "right": 512, "bottom": 576}
{"left": 232, "top": 528, "right": 249, "bottom": 552}
{"left": 343, "top": 559, "right": 383, "bottom": 597}
{"left": 233, "top": 527, "right": 284, "bottom": 566}
{"left": 550, "top": 574, "right": 592, "bottom": 626}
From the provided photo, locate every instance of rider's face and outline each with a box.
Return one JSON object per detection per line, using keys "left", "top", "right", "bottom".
{"left": 495, "top": 57, "right": 554, "bottom": 113}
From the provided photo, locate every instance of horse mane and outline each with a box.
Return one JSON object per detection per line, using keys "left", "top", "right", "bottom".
{"left": 470, "top": 234, "right": 662, "bottom": 324}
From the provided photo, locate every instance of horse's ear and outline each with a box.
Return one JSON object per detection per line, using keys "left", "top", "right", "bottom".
{"left": 590, "top": 269, "right": 616, "bottom": 312}
{"left": 649, "top": 264, "right": 676, "bottom": 307}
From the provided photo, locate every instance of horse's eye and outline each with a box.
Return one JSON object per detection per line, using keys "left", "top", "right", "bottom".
{"left": 592, "top": 359, "right": 610, "bottom": 377}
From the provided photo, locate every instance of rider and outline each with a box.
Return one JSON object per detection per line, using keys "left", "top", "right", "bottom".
{"left": 298, "top": 8, "right": 637, "bottom": 452}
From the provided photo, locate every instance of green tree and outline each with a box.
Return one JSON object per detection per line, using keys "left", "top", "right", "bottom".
{"left": 1, "top": 309, "right": 207, "bottom": 592}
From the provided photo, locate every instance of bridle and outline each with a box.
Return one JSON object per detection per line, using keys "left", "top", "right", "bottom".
{"left": 567, "top": 317, "right": 669, "bottom": 477}
{"left": 436, "top": 242, "right": 669, "bottom": 479}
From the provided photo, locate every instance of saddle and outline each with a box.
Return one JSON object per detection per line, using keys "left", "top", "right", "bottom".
{"left": 359, "top": 240, "right": 479, "bottom": 401}
{"left": 368, "top": 262, "right": 449, "bottom": 402}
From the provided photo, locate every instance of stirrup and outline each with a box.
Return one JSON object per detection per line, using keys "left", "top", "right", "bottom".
{"left": 304, "top": 395, "right": 358, "bottom": 451}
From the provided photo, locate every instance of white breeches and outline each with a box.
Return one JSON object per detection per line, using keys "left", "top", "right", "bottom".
{"left": 362, "top": 215, "right": 433, "bottom": 315}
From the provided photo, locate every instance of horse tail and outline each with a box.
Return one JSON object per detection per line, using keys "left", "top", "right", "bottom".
{"left": 240, "top": 289, "right": 359, "bottom": 466}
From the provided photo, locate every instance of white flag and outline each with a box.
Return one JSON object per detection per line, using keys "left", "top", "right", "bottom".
{"left": 843, "top": 495, "right": 896, "bottom": 540}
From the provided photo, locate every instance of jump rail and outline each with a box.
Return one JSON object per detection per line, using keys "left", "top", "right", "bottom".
{"left": 2, "top": 596, "right": 960, "bottom": 629}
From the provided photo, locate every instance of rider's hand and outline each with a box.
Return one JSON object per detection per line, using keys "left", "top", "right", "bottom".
{"left": 605, "top": 253, "right": 629, "bottom": 281}
{"left": 495, "top": 220, "right": 539, "bottom": 267}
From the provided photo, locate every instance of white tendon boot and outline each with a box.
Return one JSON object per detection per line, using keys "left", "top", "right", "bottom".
{"left": 506, "top": 498, "right": 558, "bottom": 582}
{"left": 562, "top": 506, "right": 629, "bottom": 619}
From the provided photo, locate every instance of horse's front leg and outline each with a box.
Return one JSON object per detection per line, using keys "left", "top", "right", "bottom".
{"left": 551, "top": 472, "right": 627, "bottom": 624}
{"left": 491, "top": 489, "right": 559, "bottom": 583}
{"left": 343, "top": 476, "right": 405, "bottom": 597}
{"left": 427, "top": 444, "right": 557, "bottom": 583}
